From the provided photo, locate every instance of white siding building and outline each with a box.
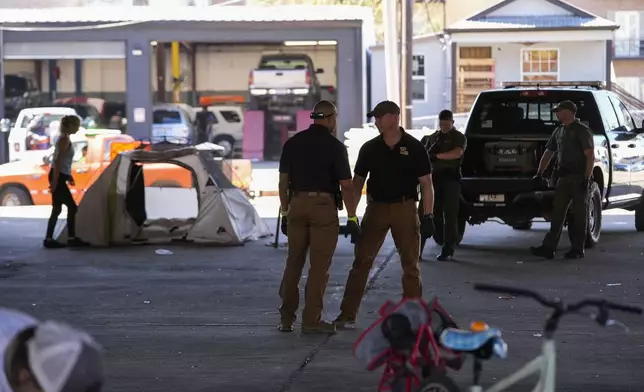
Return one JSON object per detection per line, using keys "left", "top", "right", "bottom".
{"left": 369, "top": 33, "right": 450, "bottom": 122}
{"left": 368, "top": 0, "right": 619, "bottom": 120}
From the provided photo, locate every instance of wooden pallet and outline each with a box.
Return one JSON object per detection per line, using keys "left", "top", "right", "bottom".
{"left": 456, "top": 47, "right": 495, "bottom": 113}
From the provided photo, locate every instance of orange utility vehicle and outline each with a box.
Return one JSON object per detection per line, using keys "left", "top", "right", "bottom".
{"left": 0, "top": 133, "right": 252, "bottom": 206}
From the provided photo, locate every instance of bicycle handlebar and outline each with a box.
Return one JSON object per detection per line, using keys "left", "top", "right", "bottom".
{"left": 474, "top": 283, "right": 643, "bottom": 315}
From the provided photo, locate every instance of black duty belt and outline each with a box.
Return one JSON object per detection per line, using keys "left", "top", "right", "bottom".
{"left": 367, "top": 195, "right": 417, "bottom": 203}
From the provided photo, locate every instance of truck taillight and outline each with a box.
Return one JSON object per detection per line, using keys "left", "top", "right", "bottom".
{"left": 306, "top": 70, "right": 311, "bottom": 85}
{"left": 248, "top": 71, "right": 254, "bottom": 85}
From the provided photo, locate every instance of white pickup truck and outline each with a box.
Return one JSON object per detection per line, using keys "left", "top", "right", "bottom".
{"left": 248, "top": 54, "right": 324, "bottom": 110}
{"left": 7, "top": 107, "right": 79, "bottom": 162}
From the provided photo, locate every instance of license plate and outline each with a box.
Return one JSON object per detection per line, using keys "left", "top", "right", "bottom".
{"left": 479, "top": 194, "right": 505, "bottom": 203}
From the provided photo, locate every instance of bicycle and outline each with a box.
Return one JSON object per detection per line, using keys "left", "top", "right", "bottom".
{"left": 416, "top": 283, "right": 643, "bottom": 392}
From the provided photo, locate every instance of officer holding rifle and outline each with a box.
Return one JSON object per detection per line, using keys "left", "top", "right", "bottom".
{"left": 420, "top": 110, "right": 467, "bottom": 261}
{"left": 277, "top": 100, "right": 360, "bottom": 334}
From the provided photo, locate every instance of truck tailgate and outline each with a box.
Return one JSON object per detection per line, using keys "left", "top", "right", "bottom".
{"left": 251, "top": 69, "right": 308, "bottom": 90}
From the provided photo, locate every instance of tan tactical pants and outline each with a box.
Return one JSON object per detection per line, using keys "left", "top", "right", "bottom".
{"left": 279, "top": 192, "right": 339, "bottom": 326}
{"left": 339, "top": 199, "right": 422, "bottom": 320}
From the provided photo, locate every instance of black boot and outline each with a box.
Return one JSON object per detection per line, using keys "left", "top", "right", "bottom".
{"left": 530, "top": 245, "right": 555, "bottom": 259}
{"left": 564, "top": 249, "right": 584, "bottom": 259}
{"left": 437, "top": 248, "right": 454, "bottom": 261}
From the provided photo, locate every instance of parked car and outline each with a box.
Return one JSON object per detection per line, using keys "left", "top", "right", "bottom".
{"left": 152, "top": 104, "right": 196, "bottom": 144}
{"left": 248, "top": 53, "right": 324, "bottom": 110}
{"left": 3, "top": 74, "right": 41, "bottom": 120}
{"left": 191, "top": 105, "right": 243, "bottom": 158}
{"left": 457, "top": 81, "right": 644, "bottom": 248}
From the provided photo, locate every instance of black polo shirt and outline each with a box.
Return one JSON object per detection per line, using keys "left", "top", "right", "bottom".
{"left": 354, "top": 128, "right": 432, "bottom": 202}
{"left": 279, "top": 124, "right": 352, "bottom": 193}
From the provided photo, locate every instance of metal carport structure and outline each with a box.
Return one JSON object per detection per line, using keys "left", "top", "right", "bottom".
{"left": 0, "top": 5, "right": 375, "bottom": 140}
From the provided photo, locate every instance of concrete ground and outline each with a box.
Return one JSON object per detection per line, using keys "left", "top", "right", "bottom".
{"left": 1, "top": 199, "right": 643, "bottom": 392}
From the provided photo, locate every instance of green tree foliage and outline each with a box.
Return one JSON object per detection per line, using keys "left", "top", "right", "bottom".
{"left": 250, "top": 0, "right": 445, "bottom": 41}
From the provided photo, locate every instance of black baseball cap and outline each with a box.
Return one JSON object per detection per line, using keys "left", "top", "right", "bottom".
{"left": 367, "top": 101, "right": 401, "bottom": 118}
{"left": 552, "top": 100, "right": 577, "bottom": 113}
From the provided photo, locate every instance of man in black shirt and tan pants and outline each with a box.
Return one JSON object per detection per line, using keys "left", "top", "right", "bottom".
{"left": 334, "top": 101, "right": 435, "bottom": 329}
{"left": 277, "top": 100, "right": 360, "bottom": 334}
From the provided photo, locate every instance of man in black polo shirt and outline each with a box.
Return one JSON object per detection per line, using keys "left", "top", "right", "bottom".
{"left": 334, "top": 100, "right": 435, "bottom": 328}
{"left": 277, "top": 100, "right": 360, "bottom": 334}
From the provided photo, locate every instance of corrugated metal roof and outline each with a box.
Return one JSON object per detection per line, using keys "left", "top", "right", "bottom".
{"left": 0, "top": 5, "right": 373, "bottom": 24}
{"left": 447, "top": 15, "right": 617, "bottom": 31}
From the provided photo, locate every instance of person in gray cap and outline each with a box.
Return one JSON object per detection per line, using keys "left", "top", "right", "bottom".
{"left": 0, "top": 308, "right": 104, "bottom": 392}
{"left": 530, "top": 100, "right": 595, "bottom": 260}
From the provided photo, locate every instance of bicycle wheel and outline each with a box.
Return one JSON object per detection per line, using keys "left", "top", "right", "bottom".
{"left": 415, "top": 373, "right": 460, "bottom": 392}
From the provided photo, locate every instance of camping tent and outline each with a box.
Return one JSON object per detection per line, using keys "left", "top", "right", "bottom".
{"left": 57, "top": 146, "right": 270, "bottom": 246}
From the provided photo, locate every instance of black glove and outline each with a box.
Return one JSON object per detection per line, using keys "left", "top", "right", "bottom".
{"left": 281, "top": 215, "right": 288, "bottom": 236}
{"left": 345, "top": 216, "right": 361, "bottom": 244}
{"left": 420, "top": 214, "right": 435, "bottom": 239}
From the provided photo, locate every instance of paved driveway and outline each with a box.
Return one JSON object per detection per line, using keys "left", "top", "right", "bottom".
{"left": 1, "top": 203, "right": 642, "bottom": 392}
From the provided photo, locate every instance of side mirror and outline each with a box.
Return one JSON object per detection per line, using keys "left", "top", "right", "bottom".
{"left": 316, "top": 68, "right": 324, "bottom": 74}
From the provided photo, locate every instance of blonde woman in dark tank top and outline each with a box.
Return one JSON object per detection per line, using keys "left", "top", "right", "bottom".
{"left": 43, "top": 115, "right": 90, "bottom": 249}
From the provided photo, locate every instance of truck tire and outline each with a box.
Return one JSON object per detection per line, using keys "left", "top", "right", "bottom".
{"left": 512, "top": 221, "right": 533, "bottom": 230}
{"left": 212, "top": 135, "right": 235, "bottom": 158}
{"left": 568, "top": 181, "right": 601, "bottom": 249}
{"left": 0, "top": 186, "right": 32, "bottom": 206}
{"left": 635, "top": 192, "right": 644, "bottom": 232}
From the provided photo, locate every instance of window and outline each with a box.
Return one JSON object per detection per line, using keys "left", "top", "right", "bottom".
{"left": 412, "top": 54, "right": 426, "bottom": 102}
{"left": 594, "top": 93, "right": 620, "bottom": 132}
{"left": 220, "top": 110, "right": 241, "bottom": 123}
{"left": 468, "top": 90, "right": 599, "bottom": 136}
{"left": 4, "top": 75, "right": 28, "bottom": 97}
{"left": 614, "top": 11, "right": 640, "bottom": 57}
{"left": 521, "top": 49, "right": 559, "bottom": 82}
{"left": 21, "top": 113, "right": 68, "bottom": 128}
{"left": 609, "top": 95, "right": 636, "bottom": 131}
{"left": 153, "top": 110, "right": 182, "bottom": 125}
{"left": 259, "top": 57, "right": 309, "bottom": 70}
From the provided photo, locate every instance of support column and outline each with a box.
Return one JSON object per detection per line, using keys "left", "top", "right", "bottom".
{"left": 74, "top": 60, "right": 83, "bottom": 96}
{"left": 155, "top": 43, "right": 166, "bottom": 103}
{"left": 0, "top": 28, "right": 5, "bottom": 120}
{"left": 48, "top": 60, "right": 58, "bottom": 102}
{"left": 450, "top": 41, "right": 457, "bottom": 113}
{"left": 336, "top": 29, "right": 363, "bottom": 143}
{"left": 125, "top": 36, "right": 153, "bottom": 140}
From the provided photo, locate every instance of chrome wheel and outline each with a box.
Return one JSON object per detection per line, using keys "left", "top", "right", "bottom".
{"left": 588, "top": 196, "right": 596, "bottom": 232}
